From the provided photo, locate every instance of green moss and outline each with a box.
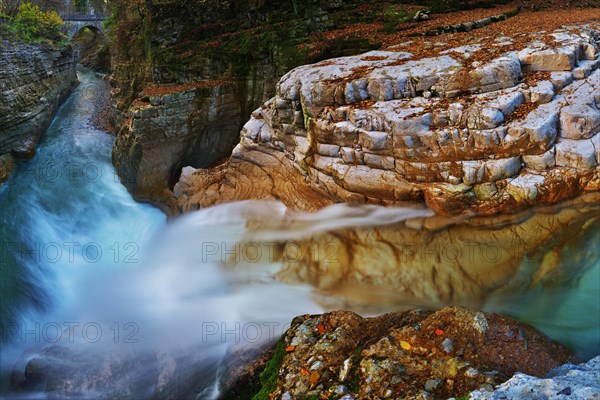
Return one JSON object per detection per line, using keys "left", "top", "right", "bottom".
{"left": 346, "top": 346, "right": 364, "bottom": 394}
{"left": 251, "top": 336, "right": 287, "bottom": 400}
{"left": 381, "top": 5, "right": 413, "bottom": 34}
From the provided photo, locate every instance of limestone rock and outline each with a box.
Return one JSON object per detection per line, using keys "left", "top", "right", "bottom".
{"left": 470, "top": 357, "right": 600, "bottom": 400}
{"left": 0, "top": 42, "right": 77, "bottom": 162}
{"left": 559, "top": 104, "right": 600, "bottom": 139}
{"left": 175, "top": 25, "right": 600, "bottom": 216}
{"left": 555, "top": 138, "right": 598, "bottom": 169}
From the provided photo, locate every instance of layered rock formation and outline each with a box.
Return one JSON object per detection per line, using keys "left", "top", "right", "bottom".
{"left": 240, "top": 307, "right": 574, "bottom": 399}
{"left": 0, "top": 41, "right": 77, "bottom": 183}
{"left": 177, "top": 24, "right": 600, "bottom": 216}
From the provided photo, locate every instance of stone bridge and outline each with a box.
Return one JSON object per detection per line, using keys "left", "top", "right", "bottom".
{"left": 62, "top": 14, "right": 107, "bottom": 39}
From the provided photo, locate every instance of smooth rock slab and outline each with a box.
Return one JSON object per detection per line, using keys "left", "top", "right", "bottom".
{"left": 523, "top": 148, "right": 556, "bottom": 170}
{"left": 519, "top": 45, "right": 579, "bottom": 71}
{"left": 555, "top": 138, "right": 598, "bottom": 169}
{"left": 559, "top": 103, "right": 600, "bottom": 139}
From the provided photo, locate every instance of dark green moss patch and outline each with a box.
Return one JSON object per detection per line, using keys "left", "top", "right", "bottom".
{"left": 251, "top": 337, "right": 287, "bottom": 400}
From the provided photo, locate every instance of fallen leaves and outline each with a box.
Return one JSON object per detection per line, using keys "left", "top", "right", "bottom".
{"left": 309, "top": 370, "right": 321, "bottom": 387}
{"left": 141, "top": 79, "right": 231, "bottom": 97}
{"left": 505, "top": 101, "right": 540, "bottom": 124}
{"left": 317, "top": 324, "right": 328, "bottom": 335}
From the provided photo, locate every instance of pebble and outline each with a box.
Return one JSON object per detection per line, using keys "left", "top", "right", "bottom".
{"left": 424, "top": 379, "right": 441, "bottom": 391}
{"left": 473, "top": 312, "right": 489, "bottom": 333}
{"left": 310, "top": 361, "right": 324, "bottom": 371}
{"left": 442, "top": 338, "right": 454, "bottom": 353}
{"left": 281, "top": 392, "right": 292, "bottom": 400}
{"left": 334, "top": 385, "right": 348, "bottom": 395}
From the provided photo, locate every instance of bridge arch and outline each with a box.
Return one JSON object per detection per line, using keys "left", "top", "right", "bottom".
{"left": 63, "top": 17, "right": 106, "bottom": 40}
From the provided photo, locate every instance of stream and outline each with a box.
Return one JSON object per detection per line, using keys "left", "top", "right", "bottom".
{"left": 0, "top": 70, "right": 598, "bottom": 399}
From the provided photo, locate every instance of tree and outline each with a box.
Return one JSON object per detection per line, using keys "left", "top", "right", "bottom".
{"left": 1, "top": 0, "right": 65, "bottom": 15}
{"left": 12, "top": 3, "right": 66, "bottom": 42}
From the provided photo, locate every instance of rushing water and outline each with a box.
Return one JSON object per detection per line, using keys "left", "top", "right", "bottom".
{"left": 0, "top": 70, "right": 598, "bottom": 399}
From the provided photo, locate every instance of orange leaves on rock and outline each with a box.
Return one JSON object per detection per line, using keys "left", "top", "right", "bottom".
{"left": 361, "top": 55, "right": 389, "bottom": 61}
{"left": 505, "top": 102, "right": 540, "bottom": 124}
{"left": 317, "top": 324, "right": 328, "bottom": 335}
{"left": 309, "top": 371, "right": 320, "bottom": 387}
{"left": 300, "top": 367, "right": 309, "bottom": 376}
{"left": 522, "top": 71, "right": 552, "bottom": 88}
{"left": 141, "top": 79, "right": 231, "bottom": 97}
{"left": 325, "top": 65, "right": 374, "bottom": 84}
{"left": 285, "top": 345, "right": 296, "bottom": 352}
{"left": 435, "top": 328, "right": 444, "bottom": 336}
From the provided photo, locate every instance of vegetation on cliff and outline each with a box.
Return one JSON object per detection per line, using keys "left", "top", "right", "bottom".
{"left": 0, "top": 2, "right": 66, "bottom": 44}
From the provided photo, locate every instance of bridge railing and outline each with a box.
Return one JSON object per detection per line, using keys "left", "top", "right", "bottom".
{"left": 60, "top": 13, "right": 107, "bottom": 21}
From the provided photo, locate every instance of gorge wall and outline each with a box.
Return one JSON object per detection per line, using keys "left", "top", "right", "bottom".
{"left": 0, "top": 41, "right": 77, "bottom": 183}
{"left": 108, "top": 0, "right": 383, "bottom": 206}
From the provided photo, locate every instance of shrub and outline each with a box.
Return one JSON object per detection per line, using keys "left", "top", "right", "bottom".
{"left": 12, "top": 3, "right": 66, "bottom": 43}
{"left": 381, "top": 5, "right": 413, "bottom": 34}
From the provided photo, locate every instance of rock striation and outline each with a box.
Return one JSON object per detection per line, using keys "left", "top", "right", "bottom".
{"left": 177, "top": 24, "right": 600, "bottom": 216}
{"left": 0, "top": 41, "right": 77, "bottom": 183}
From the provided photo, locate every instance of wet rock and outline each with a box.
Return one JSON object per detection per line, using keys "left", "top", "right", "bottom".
{"left": 15, "top": 343, "right": 223, "bottom": 399}
{"left": 0, "top": 153, "right": 14, "bottom": 184}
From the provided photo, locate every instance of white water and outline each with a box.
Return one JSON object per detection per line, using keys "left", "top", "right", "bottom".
{"left": 0, "top": 70, "right": 598, "bottom": 399}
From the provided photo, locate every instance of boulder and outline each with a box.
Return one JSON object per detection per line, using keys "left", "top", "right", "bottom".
{"left": 248, "top": 308, "right": 574, "bottom": 400}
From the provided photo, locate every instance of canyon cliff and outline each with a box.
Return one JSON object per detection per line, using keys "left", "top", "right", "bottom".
{"left": 109, "top": 0, "right": 379, "bottom": 206}
{"left": 0, "top": 41, "right": 77, "bottom": 184}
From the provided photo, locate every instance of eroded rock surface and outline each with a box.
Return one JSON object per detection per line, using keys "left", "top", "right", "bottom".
{"left": 247, "top": 307, "right": 574, "bottom": 400}
{"left": 177, "top": 25, "right": 600, "bottom": 216}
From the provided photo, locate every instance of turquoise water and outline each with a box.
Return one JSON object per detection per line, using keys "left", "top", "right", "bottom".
{"left": 0, "top": 69, "right": 166, "bottom": 394}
